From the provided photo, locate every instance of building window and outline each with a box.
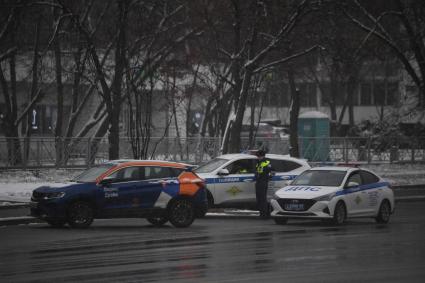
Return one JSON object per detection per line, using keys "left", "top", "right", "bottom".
{"left": 360, "top": 83, "right": 372, "bottom": 106}
{"left": 374, "top": 82, "right": 385, "bottom": 105}
{"left": 299, "top": 83, "right": 317, "bottom": 107}
{"left": 320, "top": 83, "right": 331, "bottom": 106}
{"left": 21, "top": 105, "right": 58, "bottom": 135}
{"left": 373, "top": 81, "right": 398, "bottom": 106}
{"left": 387, "top": 82, "right": 398, "bottom": 105}
{"left": 0, "top": 103, "right": 5, "bottom": 134}
{"left": 263, "top": 82, "right": 289, "bottom": 107}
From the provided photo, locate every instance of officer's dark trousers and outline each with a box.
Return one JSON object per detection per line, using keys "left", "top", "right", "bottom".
{"left": 255, "top": 181, "right": 269, "bottom": 218}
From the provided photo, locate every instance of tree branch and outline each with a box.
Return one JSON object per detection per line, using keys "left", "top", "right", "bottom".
{"left": 253, "top": 45, "right": 322, "bottom": 74}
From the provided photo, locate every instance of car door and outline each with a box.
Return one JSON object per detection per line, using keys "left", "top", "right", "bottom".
{"left": 101, "top": 166, "right": 148, "bottom": 213}
{"left": 269, "top": 159, "right": 304, "bottom": 192}
{"left": 213, "top": 158, "right": 256, "bottom": 205}
{"left": 359, "top": 170, "right": 382, "bottom": 215}
{"left": 139, "top": 166, "right": 182, "bottom": 208}
{"left": 343, "top": 171, "right": 369, "bottom": 216}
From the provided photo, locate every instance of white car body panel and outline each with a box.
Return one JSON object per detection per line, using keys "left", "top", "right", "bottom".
{"left": 196, "top": 153, "right": 310, "bottom": 207}
{"left": 271, "top": 166, "right": 395, "bottom": 221}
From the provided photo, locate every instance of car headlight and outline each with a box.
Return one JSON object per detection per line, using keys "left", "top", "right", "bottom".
{"left": 314, "top": 193, "right": 335, "bottom": 202}
{"left": 43, "top": 192, "right": 66, "bottom": 200}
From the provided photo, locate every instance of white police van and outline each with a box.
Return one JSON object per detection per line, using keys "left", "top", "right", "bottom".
{"left": 195, "top": 153, "right": 310, "bottom": 209}
{"left": 270, "top": 166, "right": 395, "bottom": 225}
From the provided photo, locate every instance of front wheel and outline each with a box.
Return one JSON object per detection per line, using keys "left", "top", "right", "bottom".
{"left": 168, "top": 199, "right": 195, "bottom": 228}
{"left": 375, "top": 200, "right": 391, "bottom": 224}
{"left": 147, "top": 216, "right": 168, "bottom": 226}
{"left": 67, "top": 201, "right": 94, "bottom": 228}
{"left": 332, "top": 201, "right": 346, "bottom": 225}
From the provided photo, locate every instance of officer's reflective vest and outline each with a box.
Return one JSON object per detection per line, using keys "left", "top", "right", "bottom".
{"left": 256, "top": 160, "right": 270, "bottom": 174}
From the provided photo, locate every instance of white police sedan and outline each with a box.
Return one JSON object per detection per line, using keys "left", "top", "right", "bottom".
{"left": 270, "top": 166, "right": 395, "bottom": 225}
{"left": 195, "top": 153, "right": 310, "bottom": 209}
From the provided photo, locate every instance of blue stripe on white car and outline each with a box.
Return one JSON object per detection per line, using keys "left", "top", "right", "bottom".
{"left": 204, "top": 175, "right": 297, "bottom": 184}
{"left": 335, "top": 182, "right": 390, "bottom": 196}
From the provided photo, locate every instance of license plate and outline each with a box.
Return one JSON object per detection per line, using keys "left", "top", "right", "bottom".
{"left": 284, "top": 203, "right": 304, "bottom": 211}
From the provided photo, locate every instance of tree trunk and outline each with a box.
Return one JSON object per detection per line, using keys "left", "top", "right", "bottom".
{"left": 54, "top": 13, "right": 64, "bottom": 166}
{"left": 288, "top": 68, "right": 300, "bottom": 158}
{"left": 228, "top": 67, "right": 253, "bottom": 153}
{"left": 108, "top": 0, "right": 128, "bottom": 160}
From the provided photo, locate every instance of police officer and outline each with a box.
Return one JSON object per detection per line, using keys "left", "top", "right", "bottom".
{"left": 255, "top": 149, "right": 272, "bottom": 219}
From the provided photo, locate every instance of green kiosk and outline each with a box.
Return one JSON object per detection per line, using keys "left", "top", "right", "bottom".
{"left": 298, "top": 111, "right": 330, "bottom": 162}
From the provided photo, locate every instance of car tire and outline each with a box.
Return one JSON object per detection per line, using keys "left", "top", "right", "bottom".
{"left": 196, "top": 207, "right": 208, "bottom": 218}
{"left": 46, "top": 218, "right": 66, "bottom": 228}
{"left": 67, "top": 201, "right": 94, "bottom": 228}
{"left": 375, "top": 200, "right": 391, "bottom": 224}
{"left": 332, "top": 201, "right": 346, "bottom": 225}
{"left": 147, "top": 216, "right": 168, "bottom": 226}
{"left": 273, "top": 217, "right": 288, "bottom": 225}
{"left": 168, "top": 199, "right": 195, "bottom": 228}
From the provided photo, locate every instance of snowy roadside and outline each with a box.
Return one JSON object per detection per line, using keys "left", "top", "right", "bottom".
{"left": 0, "top": 164, "right": 424, "bottom": 205}
{"left": 0, "top": 169, "right": 81, "bottom": 205}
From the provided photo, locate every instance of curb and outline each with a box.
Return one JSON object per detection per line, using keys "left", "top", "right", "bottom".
{"left": 0, "top": 216, "right": 42, "bottom": 226}
{"left": 392, "top": 184, "right": 425, "bottom": 189}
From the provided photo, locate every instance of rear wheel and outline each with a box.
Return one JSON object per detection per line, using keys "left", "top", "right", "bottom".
{"left": 67, "top": 201, "right": 94, "bottom": 228}
{"left": 147, "top": 216, "right": 168, "bottom": 226}
{"left": 168, "top": 199, "right": 195, "bottom": 228}
{"left": 273, "top": 217, "right": 288, "bottom": 225}
{"left": 332, "top": 201, "right": 346, "bottom": 225}
{"left": 375, "top": 200, "right": 391, "bottom": 224}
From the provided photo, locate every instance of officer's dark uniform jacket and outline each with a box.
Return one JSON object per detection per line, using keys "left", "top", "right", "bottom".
{"left": 255, "top": 158, "right": 272, "bottom": 182}
{"left": 255, "top": 158, "right": 272, "bottom": 218}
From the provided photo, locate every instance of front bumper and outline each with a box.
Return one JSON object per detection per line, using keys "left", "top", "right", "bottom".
{"left": 270, "top": 198, "right": 333, "bottom": 219}
{"left": 30, "top": 200, "right": 67, "bottom": 220}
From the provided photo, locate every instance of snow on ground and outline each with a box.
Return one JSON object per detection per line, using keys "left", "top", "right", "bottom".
{"left": 0, "top": 169, "right": 82, "bottom": 204}
{"left": 0, "top": 164, "right": 424, "bottom": 204}
{"left": 363, "top": 164, "right": 425, "bottom": 186}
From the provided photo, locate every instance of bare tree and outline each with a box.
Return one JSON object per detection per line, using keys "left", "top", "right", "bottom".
{"left": 344, "top": 0, "right": 425, "bottom": 109}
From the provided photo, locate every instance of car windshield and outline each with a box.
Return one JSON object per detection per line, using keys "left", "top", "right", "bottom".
{"left": 195, "top": 158, "right": 229, "bottom": 173}
{"left": 73, "top": 164, "right": 115, "bottom": 183}
{"left": 291, "top": 170, "right": 347, "bottom": 187}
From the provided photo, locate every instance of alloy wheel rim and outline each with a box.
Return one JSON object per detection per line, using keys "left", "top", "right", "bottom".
{"left": 72, "top": 204, "right": 91, "bottom": 224}
{"left": 337, "top": 204, "right": 345, "bottom": 223}
{"left": 381, "top": 203, "right": 390, "bottom": 221}
{"left": 173, "top": 201, "right": 191, "bottom": 223}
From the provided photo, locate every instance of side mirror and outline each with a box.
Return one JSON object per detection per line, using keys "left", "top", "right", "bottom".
{"left": 98, "top": 177, "right": 117, "bottom": 186}
{"left": 217, "top": 168, "right": 229, "bottom": 176}
{"left": 346, "top": 181, "right": 359, "bottom": 188}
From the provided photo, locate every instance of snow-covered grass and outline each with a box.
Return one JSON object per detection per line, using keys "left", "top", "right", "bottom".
{"left": 0, "top": 164, "right": 424, "bottom": 204}
{"left": 0, "top": 169, "right": 82, "bottom": 204}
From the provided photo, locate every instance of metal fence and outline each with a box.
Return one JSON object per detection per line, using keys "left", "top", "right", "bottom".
{"left": 0, "top": 136, "right": 424, "bottom": 169}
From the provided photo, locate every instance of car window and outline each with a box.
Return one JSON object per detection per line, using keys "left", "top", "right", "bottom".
{"left": 292, "top": 170, "right": 346, "bottom": 186}
{"left": 144, "top": 166, "right": 181, "bottom": 179}
{"left": 108, "top": 166, "right": 144, "bottom": 181}
{"left": 74, "top": 164, "right": 115, "bottom": 182}
{"left": 269, "top": 159, "right": 301, "bottom": 172}
{"left": 360, "top": 170, "right": 379, "bottom": 184}
{"left": 195, "top": 158, "right": 229, "bottom": 173}
{"left": 225, "top": 159, "right": 255, "bottom": 174}
{"left": 345, "top": 172, "right": 362, "bottom": 187}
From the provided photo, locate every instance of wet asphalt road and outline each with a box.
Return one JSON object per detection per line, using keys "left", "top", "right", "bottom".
{"left": 1, "top": 202, "right": 425, "bottom": 283}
